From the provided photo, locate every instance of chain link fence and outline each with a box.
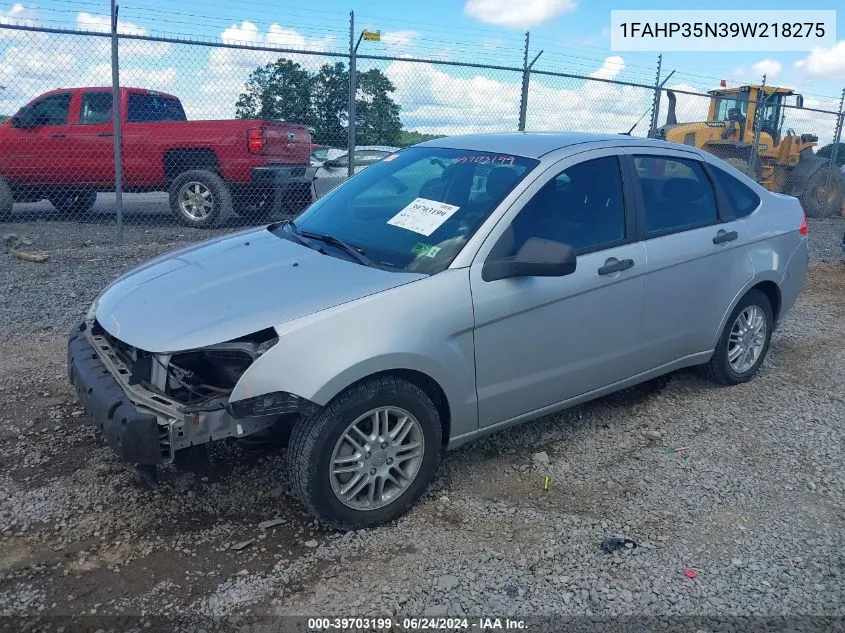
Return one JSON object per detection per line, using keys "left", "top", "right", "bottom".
{"left": 1, "top": 13, "right": 844, "bottom": 247}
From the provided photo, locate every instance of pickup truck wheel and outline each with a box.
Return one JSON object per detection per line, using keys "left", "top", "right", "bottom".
{"left": 49, "top": 190, "right": 97, "bottom": 216}
{"left": 0, "top": 177, "right": 13, "bottom": 221}
{"left": 287, "top": 376, "right": 442, "bottom": 530}
{"left": 169, "top": 170, "right": 231, "bottom": 229}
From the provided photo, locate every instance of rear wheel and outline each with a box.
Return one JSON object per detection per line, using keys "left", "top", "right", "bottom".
{"left": 0, "top": 177, "right": 13, "bottom": 221}
{"left": 701, "top": 289, "right": 773, "bottom": 386}
{"left": 168, "top": 169, "right": 231, "bottom": 229}
{"left": 287, "top": 376, "right": 442, "bottom": 530}
{"left": 800, "top": 168, "right": 845, "bottom": 218}
{"left": 48, "top": 189, "right": 97, "bottom": 216}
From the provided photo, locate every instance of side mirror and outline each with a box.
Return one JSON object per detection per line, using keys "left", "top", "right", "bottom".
{"left": 482, "top": 237, "right": 576, "bottom": 282}
{"left": 795, "top": 95, "right": 804, "bottom": 109}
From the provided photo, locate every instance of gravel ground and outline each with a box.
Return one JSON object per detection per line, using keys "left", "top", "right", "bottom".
{"left": 0, "top": 217, "right": 843, "bottom": 631}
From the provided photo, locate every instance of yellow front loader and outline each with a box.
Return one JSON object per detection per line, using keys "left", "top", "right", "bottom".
{"left": 649, "top": 84, "right": 844, "bottom": 217}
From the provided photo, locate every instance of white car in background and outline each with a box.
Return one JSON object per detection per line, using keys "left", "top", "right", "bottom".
{"left": 311, "top": 145, "right": 400, "bottom": 198}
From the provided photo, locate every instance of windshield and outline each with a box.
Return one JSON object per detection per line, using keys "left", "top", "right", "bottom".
{"left": 713, "top": 93, "right": 749, "bottom": 121}
{"left": 275, "top": 147, "right": 538, "bottom": 274}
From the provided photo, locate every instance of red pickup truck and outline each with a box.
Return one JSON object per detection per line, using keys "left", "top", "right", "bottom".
{"left": 0, "top": 87, "right": 315, "bottom": 228}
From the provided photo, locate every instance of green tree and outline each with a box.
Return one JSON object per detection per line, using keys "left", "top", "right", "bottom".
{"left": 817, "top": 142, "right": 845, "bottom": 166}
{"left": 310, "top": 62, "right": 349, "bottom": 145}
{"left": 398, "top": 130, "right": 445, "bottom": 147}
{"left": 235, "top": 58, "right": 311, "bottom": 123}
{"left": 355, "top": 68, "right": 402, "bottom": 146}
{"left": 235, "top": 59, "right": 403, "bottom": 146}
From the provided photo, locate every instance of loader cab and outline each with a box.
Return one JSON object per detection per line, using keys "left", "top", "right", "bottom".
{"left": 708, "top": 85, "right": 803, "bottom": 148}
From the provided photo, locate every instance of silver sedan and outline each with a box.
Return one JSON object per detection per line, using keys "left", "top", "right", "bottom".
{"left": 69, "top": 132, "right": 809, "bottom": 529}
{"left": 311, "top": 145, "right": 400, "bottom": 198}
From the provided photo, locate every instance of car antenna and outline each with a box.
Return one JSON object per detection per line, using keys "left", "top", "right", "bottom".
{"left": 621, "top": 106, "right": 651, "bottom": 136}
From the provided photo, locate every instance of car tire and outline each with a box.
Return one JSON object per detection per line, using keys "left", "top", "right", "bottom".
{"left": 701, "top": 289, "right": 773, "bottom": 386}
{"left": 48, "top": 190, "right": 97, "bottom": 216}
{"left": 0, "top": 177, "right": 13, "bottom": 221}
{"left": 168, "top": 170, "right": 231, "bottom": 229}
{"left": 287, "top": 376, "right": 442, "bottom": 530}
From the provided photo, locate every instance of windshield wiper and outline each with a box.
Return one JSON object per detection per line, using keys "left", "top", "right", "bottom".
{"left": 299, "top": 230, "right": 375, "bottom": 268}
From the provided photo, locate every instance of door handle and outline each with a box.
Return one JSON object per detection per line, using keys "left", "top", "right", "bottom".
{"left": 50, "top": 133, "right": 66, "bottom": 138}
{"left": 97, "top": 132, "right": 113, "bottom": 137}
{"left": 713, "top": 230, "right": 738, "bottom": 244}
{"left": 598, "top": 258, "right": 634, "bottom": 275}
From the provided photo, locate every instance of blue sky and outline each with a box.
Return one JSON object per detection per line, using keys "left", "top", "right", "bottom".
{"left": 1, "top": 0, "right": 843, "bottom": 139}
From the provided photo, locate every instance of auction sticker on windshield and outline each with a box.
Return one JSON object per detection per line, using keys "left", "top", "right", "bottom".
{"left": 387, "top": 198, "right": 461, "bottom": 237}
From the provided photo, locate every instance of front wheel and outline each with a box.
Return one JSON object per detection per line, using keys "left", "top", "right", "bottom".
{"left": 800, "top": 169, "right": 845, "bottom": 218}
{"left": 700, "top": 289, "right": 773, "bottom": 386}
{"left": 168, "top": 169, "right": 232, "bottom": 228}
{"left": 287, "top": 376, "right": 442, "bottom": 530}
{"left": 49, "top": 190, "right": 97, "bottom": 216}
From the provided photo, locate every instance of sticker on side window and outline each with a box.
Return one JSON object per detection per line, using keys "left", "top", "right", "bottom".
{"left": 387, "top": 198, "right": 460, "bottom": 237}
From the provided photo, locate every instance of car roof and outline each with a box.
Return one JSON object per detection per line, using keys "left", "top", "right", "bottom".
{"left": 414, "top": 131, "right": 693, "bottom": 159}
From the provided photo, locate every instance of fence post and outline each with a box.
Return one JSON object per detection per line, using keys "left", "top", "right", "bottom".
{"left": 517, "top": 32, "right": 542, "bottom": 132}
{"left": 748, "top": 74, "right": 766, "bottom": 180}
{"left": 648, "top": 54, "right": 662, "bottom": 135}
{"left": 823, "top": 87, "right": 844, "bottom": 194}
{"left": 347, "top": 11, "right": 356, "bottom": 179}
{"left": 518, "top": 32, "right": 529, "bottom": 131}
{"left": 110, "top": 0, "right": 124, "bottom": 244}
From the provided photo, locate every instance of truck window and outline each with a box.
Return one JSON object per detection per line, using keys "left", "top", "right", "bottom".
{"left": 24, "top": 93, "right": 72, "bottom": 126}
{"left": 127, "top": 94, "right": 187, "bottom": 122}
{"left": 80, "top": 92, "right": 113, "bottom": 125}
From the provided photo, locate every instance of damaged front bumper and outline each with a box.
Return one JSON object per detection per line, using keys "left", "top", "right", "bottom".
{"left": 67, "top": 321, "right": 317, "bottom": 466}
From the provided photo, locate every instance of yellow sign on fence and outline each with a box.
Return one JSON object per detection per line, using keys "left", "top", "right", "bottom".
{"left": 362, "top": 29, "right": 381, "bottom": 42}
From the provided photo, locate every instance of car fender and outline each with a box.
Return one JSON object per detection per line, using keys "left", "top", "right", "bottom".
{"left": 710, "top": 241, "right": 792, "bottom": 348}
{"left": 230, "top": 268, "right": 479, "bottom": 439}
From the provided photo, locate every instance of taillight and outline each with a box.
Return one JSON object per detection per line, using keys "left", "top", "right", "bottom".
{"left": 248, "top": 128, "right": 264, "bottom": 154}
{"left": 799, "top": 214, "right": 808, "bottom": 236}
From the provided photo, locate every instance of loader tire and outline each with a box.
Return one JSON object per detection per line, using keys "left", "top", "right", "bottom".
{"left": 800, "top": 168, "right": 845, "bottom": 218}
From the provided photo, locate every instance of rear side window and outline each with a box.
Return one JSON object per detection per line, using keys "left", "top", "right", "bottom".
{"left": 80, "top": 92, "right": 112, "bottom": 125}
{"left": 634, "top": 156, "right": 718, "bottom": 235}
{"left": 127, "top": 94, "right": 187, "bottom": 122}
{"left": 710, "top": 166, "right": 761, "bottom": 217}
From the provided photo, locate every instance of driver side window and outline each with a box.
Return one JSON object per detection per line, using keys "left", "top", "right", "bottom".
{"left": 27, "top": 93, "right": 72, "bottom": 126}
{"left": 491, "top": 156, "right": 627, "bottom": 259}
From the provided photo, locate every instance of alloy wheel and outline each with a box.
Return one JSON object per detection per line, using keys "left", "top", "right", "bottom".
{"left": 329, "top": 407, "right": 425, "bottom": 511}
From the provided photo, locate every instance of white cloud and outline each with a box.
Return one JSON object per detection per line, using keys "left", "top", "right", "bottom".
{"left": 751, "top": 58, "right": 782, "bottom": 80}
{"left": 794, "top": 41, "right": 845, "bottom": 79}
{"left": 194, "top": 22, "right": 341, "bottom": 119}
{"left": 76, "top": 11, "right": 145, "bottom": 36}
{"left": 381, "top": 30, "right": 420, "bottom": 49}
{"left": 1, "top": 3, "right": 35, "bottom": 27}
{"left": 383, "top": 55, "right": 662, "bottom": 136}
{"left": 75, "top": 12, "right": 171, "bottom": 57}
{"left": 589, "top": 56, "right": 624, "bottom": 80}
{"left": 464, "top": 0, "right": 577, "bottom": 28}
{"left": 89, "top": 63, "right": 177, "bottom": 90}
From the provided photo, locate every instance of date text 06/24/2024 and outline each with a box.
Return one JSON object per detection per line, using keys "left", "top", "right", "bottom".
{"left": 305, "top": 617, "right": 528, "bottom": 630}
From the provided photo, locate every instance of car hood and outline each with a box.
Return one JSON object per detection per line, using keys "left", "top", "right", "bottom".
{"left": 95, "top": 227, "right": 425, "bottom": 352}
